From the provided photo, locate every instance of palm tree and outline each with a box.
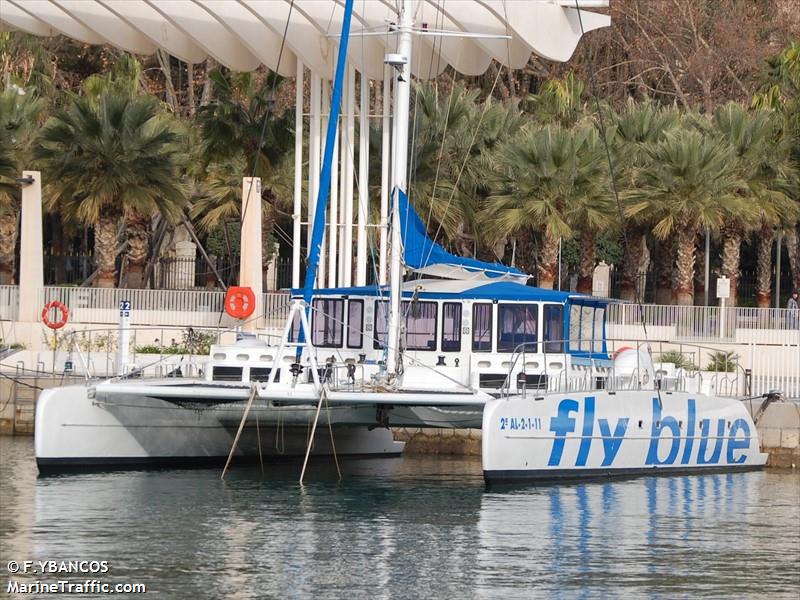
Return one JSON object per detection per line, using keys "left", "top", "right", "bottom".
{"left": 407, "top": 82, "right": 524, "bottom": 259}
{"left": 752, "top": 41, "right": 800, "bottom": 296}
{"left": 610, "top": 99, "right": 680, "bottom": 302}
{"left": 625, "top": 126, "right": 748, "bottom": 305}
{"left": 196, "top": 68, "right": 295, "bottom": 271}
{"left": 527, "top": 73, "right": 585, "bottom": 127}
{"left": 564, "top": 127, "right": 614, "bottom": 293}
{"left": 486, "top": 122, "right": 608, "bottom": 288}
{"left": 0, "top": 88, "right": 45, "bottom": 284}
{"left": 711, "top": 102, "right": 798, "bottom": 306}
{"left": 34, "top": 91, "right": 186, "bottom": 287}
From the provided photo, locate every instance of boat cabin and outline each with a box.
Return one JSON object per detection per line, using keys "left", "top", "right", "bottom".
{"left": 207, "top": 279, "right": 615, "bottom": 395}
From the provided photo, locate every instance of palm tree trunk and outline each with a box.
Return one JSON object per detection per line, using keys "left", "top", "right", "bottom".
{"left": 619, "top": 229, "right": 645, "bottom": 302}
{"left": 538, "top": 230, "right": 560, "bottom": 290}
{"left": 720, "top": 224, "right": 742, "bottom": 307}
{"left": 261, "top": 203, "right": 276, "bottom": 283}
{"left": 654, "top": 236, "right": 674, "bottom": 304}
{"left": 755, "top": 221, "right": 774, "bottom": 308}
{"left": 673, "top": 226, "right": 696, "bottom": 306}
{"left": 125, "top": 213, "right": 151, "bottom": 288}
{"left": 0, "top": 205, "right": 18, "bottom": 284}
{"left": 694, "top": 233, "right": 706, "bottom": 305}
{"left": 94, "top": 212, "right": 119, "bottom": 288}
{"left": 513, "top": 229, "right": 538, "bottom": 280}
{"left": 576, "top": 230, "right": 596, "bottom": 293}
{"left": 786, "top": 225, "right": 800, "bottom": 292}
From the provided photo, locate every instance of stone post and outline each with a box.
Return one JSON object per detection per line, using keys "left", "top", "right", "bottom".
{"left": 592, "top": 261, "right": 610, "bottom": 298}
{"left": 174, "top": 240, "right": 196, "bottom": 289}
{"left": 18, "top": 171, "right": 44, "bottom": 323}
{"left": 240, "top": 178, "right": 263, "bottom": 330}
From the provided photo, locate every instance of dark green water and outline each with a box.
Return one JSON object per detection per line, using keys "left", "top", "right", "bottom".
{"left": 1, "top": 437, "right": 798, "bottom": 599}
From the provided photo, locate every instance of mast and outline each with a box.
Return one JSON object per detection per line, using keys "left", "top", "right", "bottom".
{"left": 386, "top": 0, "right": 414, "bottom": 377}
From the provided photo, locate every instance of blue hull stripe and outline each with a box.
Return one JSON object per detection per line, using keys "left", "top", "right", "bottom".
{"left": 484, "top": 464, "right": 764, "bottom": 485}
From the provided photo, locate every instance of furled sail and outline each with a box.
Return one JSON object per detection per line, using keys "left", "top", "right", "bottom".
{"left": 398, "top": 190, "right": 527, "bottom": 283}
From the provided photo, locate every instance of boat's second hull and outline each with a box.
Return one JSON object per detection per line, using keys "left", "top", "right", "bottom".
{"left": 481, "top": 390, "right": 768, "bottom": 484}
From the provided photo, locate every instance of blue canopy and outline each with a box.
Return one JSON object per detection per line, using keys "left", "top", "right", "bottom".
{"left": 291, "top": 281, "right": 612, "bottom": 304}
{"left": 398, "top": 189, "right": 526, "bottom": 280}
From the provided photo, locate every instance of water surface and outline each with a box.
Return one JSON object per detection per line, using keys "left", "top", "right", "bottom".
{"left": 1, "top": 437, "right": 798, "bottom": 598}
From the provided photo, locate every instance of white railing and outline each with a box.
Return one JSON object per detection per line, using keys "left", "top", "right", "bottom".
{"left": 37, "top": 287, "right": 291, "bottom": 328}
{"left": 607, "top": 303, "right": 800, "bottom": 344}
{"left": 0, "top": 285, "right": 19, "bottom": 321}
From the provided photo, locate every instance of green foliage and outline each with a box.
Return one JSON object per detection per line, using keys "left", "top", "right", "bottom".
{"left": 33, "top": 91, "right": 187, "bottom": 225}
{"left": 486, "top": 122, "right": 608, "bottom": 242}
{"left": 705, "top": 351, "right": 739, "bottom": 373}
{"left": 0, "top": 88, "right": 45, "bottom": 209}
{"left": 658, "top": 351, "right": 698, "bottom": 371}
{"left": 135, "top": 329, "right": 216, "bottom": 355}
{"left": 624, "top": 124, "right": 749, "bottom": 238}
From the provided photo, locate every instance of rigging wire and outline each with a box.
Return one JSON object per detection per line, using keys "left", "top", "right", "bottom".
{"left": 240, "top": 0, "right": 296, "bottom": 228}
{"left": 572, "top": 0, "right": 661, "bottom": 405}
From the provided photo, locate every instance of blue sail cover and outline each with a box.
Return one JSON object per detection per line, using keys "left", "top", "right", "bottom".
{"left": 398, "top": 189, "right": 527, "bottom": 280}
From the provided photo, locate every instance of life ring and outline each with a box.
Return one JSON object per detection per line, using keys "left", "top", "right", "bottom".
{"left": 41, "top": 301, "right": 69, "bottom": 330}
{"left": 612, "top": 346, "right": 633, "bottom": 360}
{"left": 225, "top": 286, "right": 256, "bottom": 320}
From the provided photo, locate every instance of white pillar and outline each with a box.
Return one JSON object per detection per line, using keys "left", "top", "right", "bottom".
{"left": 327, "top": 81, "right": 338, "bottom": 289}
{"left": 319, "top": 80, "right": 329, "bottom": 288}
{"left": 379, "top": 65, "right": 391, "bottom": 286}
{"left": 343, "top": 64, "right": 356, "bottom": 287}
{"left": 292, "top": 62, "right": 304, "bottom": 289}
{"left": 240, "top": 177, "right": 263, "bottom": 331}
{"left": 356, "top": 72, "right": 369, "bottom": 286}
{"left": 18, "top": 171, "right": 43, "bottom": 323}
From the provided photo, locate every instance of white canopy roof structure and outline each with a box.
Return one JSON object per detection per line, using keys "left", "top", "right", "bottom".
{"left": 1, "top": 0, "right": 609, "bottom": 79}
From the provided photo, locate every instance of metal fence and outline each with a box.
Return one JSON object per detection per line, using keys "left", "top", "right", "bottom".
{"left": 607, "top": 303, "right": 800, "bottom": 344}
{"left": 36, "top": 287, "right": 291, "bottom": 327}
{"left": 0, "top": 285, "right": 18, "bottom": 321}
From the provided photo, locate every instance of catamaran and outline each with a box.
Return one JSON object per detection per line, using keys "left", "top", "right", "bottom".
{"left": 33, "top": 0, "right": 767, "bottom": 480}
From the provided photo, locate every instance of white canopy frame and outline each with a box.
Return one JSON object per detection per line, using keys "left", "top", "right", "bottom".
{"left": 0, "top": 0, "right": 610, "bottom": 289}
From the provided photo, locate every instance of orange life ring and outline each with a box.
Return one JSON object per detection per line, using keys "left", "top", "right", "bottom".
{"left": 225, "top": 286, "right": 256, "bottom": 320}
{"left": 42, "top": 301, "right": 69, "bottom": 330}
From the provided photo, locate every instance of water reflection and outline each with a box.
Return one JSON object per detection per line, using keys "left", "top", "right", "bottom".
{"left": 1, "top": 438, "right": 797, "bottom": 599}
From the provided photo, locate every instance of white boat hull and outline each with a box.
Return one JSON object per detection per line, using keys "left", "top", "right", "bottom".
{"left": 481, "top": 390, "right": 768, "bottom": 483}
{"left": 35, "top": 385, "right": 404, "bottom": 472}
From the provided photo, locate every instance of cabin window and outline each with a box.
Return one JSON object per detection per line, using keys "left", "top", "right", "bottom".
{"left": 569, "top": 304, "right": 581, "bottom": 350}
{"left": 593, "top": 306, "right": 605, "bottom": 353}
{"left": 312, "top": 299, "right": 344, "bottom": 347}
{"left": 402, "top": 301, "right": 437, "bottom": 351}
{"left": 374, "top": 300, "right": 389, "bottom": 349}
{"left": 250, "top": 367, "right": 279, "bottom": 383}
{"left": 212, "top": 366, "right": 243, "bottom": 382}
{"left": 472, "top": 303, "right": 493, "bottom": 352}
{"left": 442, "top": 302, "right": 462, "bottom": 352}
{"left": 347, "top": 300, "right": 364, "bottom": 348}
{"left": 543, "top": 304, "right": 564, "bottom": 353}
{"left": 497, "top": 303, "right": 538, "bottom": 353}
{"left": 580, "top": 306, "right": 594, "bottom": 352}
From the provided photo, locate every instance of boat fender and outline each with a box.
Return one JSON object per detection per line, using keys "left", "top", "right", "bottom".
{"left": 41, "top": 300, "right": 69, "bottom": 329}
